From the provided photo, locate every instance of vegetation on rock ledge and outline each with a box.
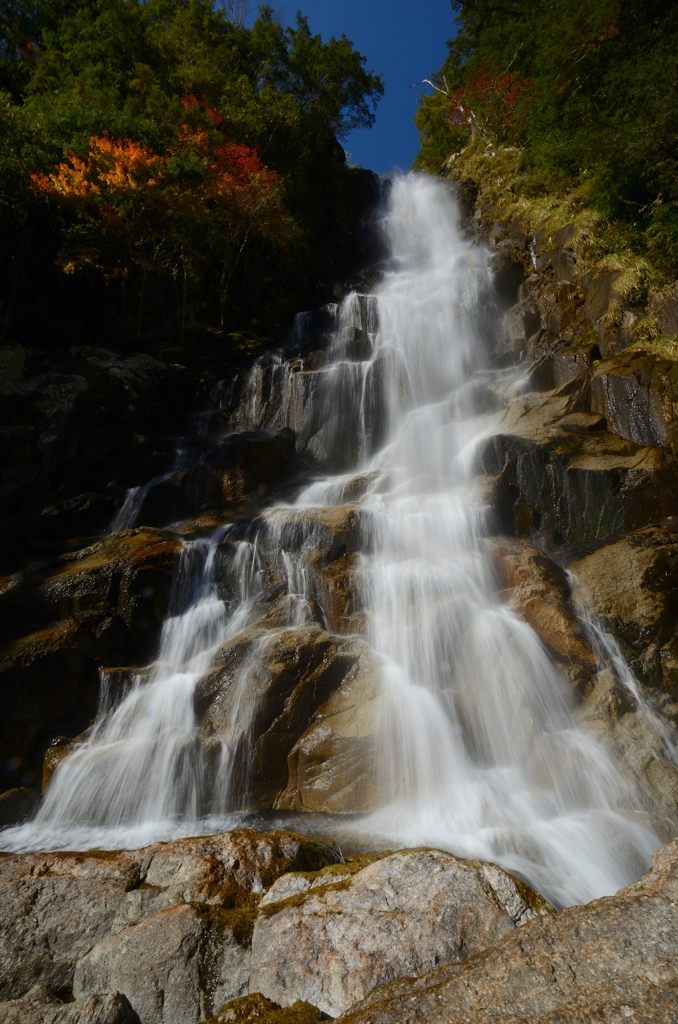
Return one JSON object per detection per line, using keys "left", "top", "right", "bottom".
{"left": 415, "top": 0, "right": 678, "bottom": 305}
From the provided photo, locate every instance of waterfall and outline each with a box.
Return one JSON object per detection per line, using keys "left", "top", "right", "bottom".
{"left": 1, "top": 174, "right": 664, "bottom": 908}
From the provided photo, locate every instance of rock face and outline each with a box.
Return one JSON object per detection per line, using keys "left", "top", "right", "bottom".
{"left": 590, "top": 351, "right": 678, "bottom": 448}
{"left": 195, "top": 626, "right": 371, "bottom": 809}
{"left": 249, "top": 849, "right": 553, "bottom": 1018}
{"left": 489, "top": 537, "right": 596, "bottom": 686}
{"left": 334, "top": 839, "right": 678, "bottom": 1024}
{"left": 0, "top": 829, "right": 340, "bottom": 1009}
{"left": 0, "top": 528, "right": 181, "bottom": 794}
{"left": 479, "top": 390, "right": 678, "bottom": 543}
{"left": 274, "top": 642, "right": 382, "bottom": 813}
{"left": 571, "top": 525, "right": 678, "bottom": 695}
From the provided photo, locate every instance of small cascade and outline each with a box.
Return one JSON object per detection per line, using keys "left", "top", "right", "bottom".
{"left": 570, "top": 574, "right": 678, "bottom": 769}
{"left": 108, "top": 440, "right": 191, "bottom": 534}
{"left": 30, "top": 527, "right": 262, "bottom": 845}
{"left": 2, "top": 173, "right": 670, "bottom": 907}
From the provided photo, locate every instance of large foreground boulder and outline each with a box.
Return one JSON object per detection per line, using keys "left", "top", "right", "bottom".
{"left": 249, "top": 849, "right": 552, "bottom": 1018}
{"left": 335, "top": 839, "right": 678, "bottom": 1024}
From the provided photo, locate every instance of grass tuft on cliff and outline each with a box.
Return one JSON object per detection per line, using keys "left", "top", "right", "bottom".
{"left": 415, "top": 0, "right": 678, "bottom": 299}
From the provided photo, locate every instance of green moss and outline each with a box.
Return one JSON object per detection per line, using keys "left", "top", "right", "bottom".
{"left": 201, "top": 992, "right": 321, "bottom": 1024}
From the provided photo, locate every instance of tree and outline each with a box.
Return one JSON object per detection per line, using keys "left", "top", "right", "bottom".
{"left": 0, "top": 0, "right": 383, "bottom": 348}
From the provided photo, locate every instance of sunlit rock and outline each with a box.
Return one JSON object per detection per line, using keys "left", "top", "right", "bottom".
{"left": 249, "top": 849, "right": 553, "bottom": 1018}
{"left": 333, "top": 839, "right": 678, "bottom": 1024}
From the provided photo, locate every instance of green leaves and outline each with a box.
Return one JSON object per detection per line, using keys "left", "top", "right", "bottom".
{"left": 417, "top": 0, "right": 678, "bottom": 275}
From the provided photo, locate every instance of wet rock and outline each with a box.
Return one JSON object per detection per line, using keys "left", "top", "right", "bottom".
{"left": 533, "top": 343, "right": 600, "bottom": 390}
{"left": 249, "top": 849, "right": 553, "bottom": 1018}
{"left": 471, "top": 474, "right": 514, "bottom": 535}
{"left": 480, "top": 391, "right": 678, "bottom": 543}
{"left": 42, "top": 735, "right": 80, "bottom": 793}
{"left": 254, "top": 505, "right": 366, "bottom": 633}
{"left": 0, "top": 529, "right": 181, "bottom": 791}
{"left": 275, "top": 642, "right": 382, "bottom": 813}
{"left": 569, "top": 526, "right": 678, "bottom": 738}
{"left": 258, "top": 505, "right": 364, "bottom": 566}
{"left": 188, "top": 430, "right": 299, "bottom": 510}
{"left": 201, "top": 993, "right": 322, "bottom": 1024}
{"left": 0, "top": 785, "right": 40, "bottom": 825}
{"left": 73, "top": 903, "right": 252, "bottom": 1024}
{"left": 0, "top": 986, "right": 137, "bottom": 1024}
{"left": 0, "top": 618, "right": 106, "bottom": 794}
{"left": 576, "top": 669, "right": 678, "bottom": 834}
{"left": 497, "top": 299, "right": 541, "bottom": 355}
{"left": 334, "top": 838, "right": 678, "bottom": 1024}
{"left": 590, "top": 351, "right": 678, "bottom": 448}
{"left": 489, "top": 537, "right": 596, "bottom": 684}
{"left": 0, "top": 528, "right": 181, "bottom": 645}
{"left": 195, "top": 626, "right": 366, "bottom": 808}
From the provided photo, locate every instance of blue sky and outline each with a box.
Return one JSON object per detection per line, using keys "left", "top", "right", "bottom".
{"left": 248, "top": 1, "right": 456, "bottom": 174}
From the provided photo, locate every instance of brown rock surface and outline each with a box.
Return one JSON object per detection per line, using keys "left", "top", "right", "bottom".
{"left": 570, "top": 525, "right": 678, "bottom": 693}
{"left": 489, "top": 537, "right": 595, "bottom": 684}
{"left": 0, "top": 527, "right": 181, "bottom": 645}
{"left": 480, "top": 390, "right": 678, "bottom": 543}
{"left": 194, "top": 626, "right": 367, "bottom": 808}
{"left": 335, "top": 838, "right": 678, "bottom": 1024}
{"left": 590, "top": 351, "right": 678, "bottom": 448}
{"left": 188, "top": 430, "right": 298, "bottom": 510}
{"left": 249, "top": 849, "right": 553, "bottom": 1018}
{"left": 275, "top": 642, "right": 382, "bottom": 813}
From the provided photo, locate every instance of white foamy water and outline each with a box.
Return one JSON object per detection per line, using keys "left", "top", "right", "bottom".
{"left": 1, "top": 175, "right": 665, "bottom": 908}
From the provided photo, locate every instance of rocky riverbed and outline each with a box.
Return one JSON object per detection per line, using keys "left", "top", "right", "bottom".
{"left": 0, "top": 827, "right": 676, "bottom": 1023}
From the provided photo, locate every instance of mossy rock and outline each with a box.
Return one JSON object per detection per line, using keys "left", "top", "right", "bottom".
{"left": 202, "top": 992, "right": 323, "bottom": 1024}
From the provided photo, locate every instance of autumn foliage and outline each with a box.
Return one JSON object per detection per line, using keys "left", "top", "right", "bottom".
{"left": 447, "top": 63, "right": 534, "bottom": 140}
{"left": 0, "top": 0, "right": 382, "bottom": 350}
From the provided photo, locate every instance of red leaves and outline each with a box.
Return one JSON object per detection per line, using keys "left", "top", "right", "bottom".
{"left": 446, "top": 61, "right": 534, "bottom": 141}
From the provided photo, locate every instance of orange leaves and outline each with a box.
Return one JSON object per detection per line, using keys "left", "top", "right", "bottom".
{"left": 29, "top": 116, "right": 290, "bottom": 286}
{"left": 31, "top": 135, "right": 162, "bottom": 203}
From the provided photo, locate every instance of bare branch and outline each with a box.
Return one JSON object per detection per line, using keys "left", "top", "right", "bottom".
{"left": 217, "top": 0, "right": 253, "bottom": 26}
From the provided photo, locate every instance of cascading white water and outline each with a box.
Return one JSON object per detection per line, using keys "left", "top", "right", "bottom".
{"left": 289, "top": 176, "right": 660, "bottom": 907}
{"left": 1, "top": 174, "right": 667, "bottom": 907}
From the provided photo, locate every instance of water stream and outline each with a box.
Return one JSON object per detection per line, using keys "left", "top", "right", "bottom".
{"left": 1, "top": 174, "right": 665, "bottom": 908}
